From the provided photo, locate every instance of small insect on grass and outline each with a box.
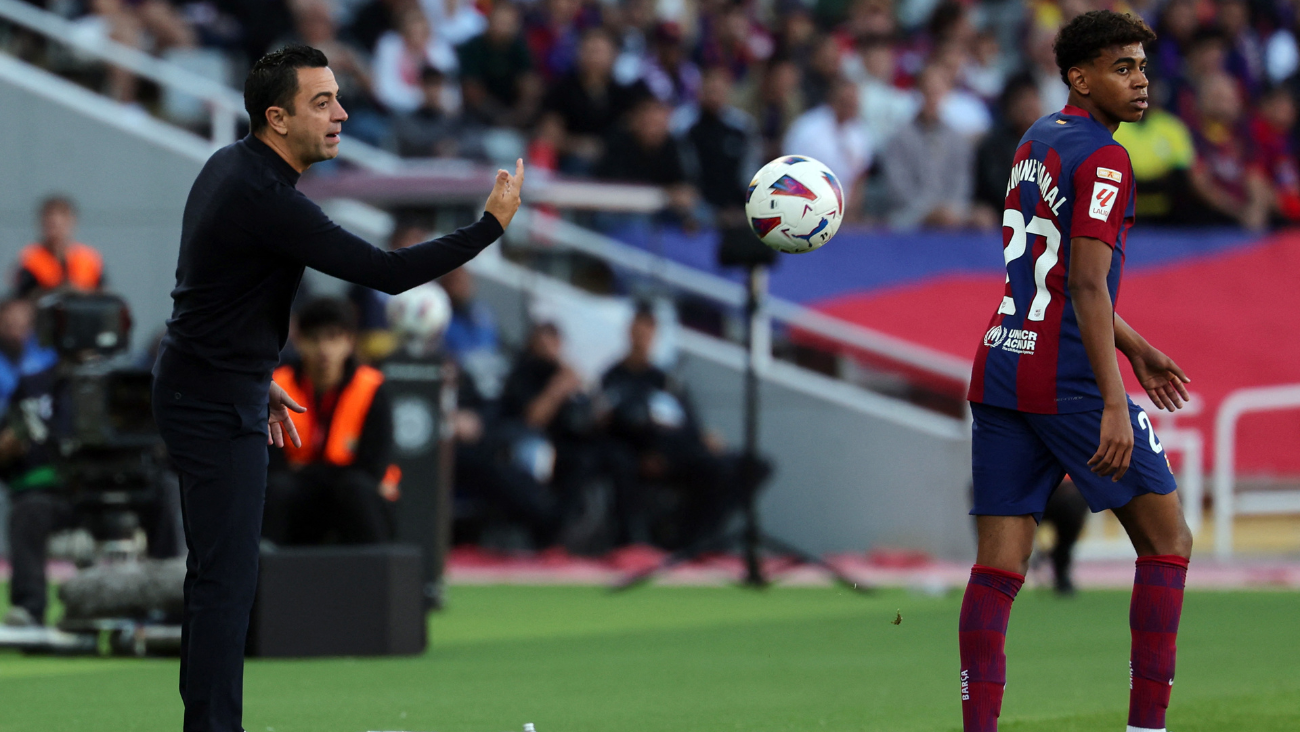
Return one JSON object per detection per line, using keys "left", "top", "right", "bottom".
{"left": 891, "top": 610, "right": 902, "bottom": 626}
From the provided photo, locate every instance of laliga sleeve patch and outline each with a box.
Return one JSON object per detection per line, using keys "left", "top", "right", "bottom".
{"left": 1089, "top": 181, "right": 1120, "bottom": 221}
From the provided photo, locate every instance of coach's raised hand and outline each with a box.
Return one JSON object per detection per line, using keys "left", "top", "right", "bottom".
{"left": 485, "top": 158, "right": 525, "bottom": 229}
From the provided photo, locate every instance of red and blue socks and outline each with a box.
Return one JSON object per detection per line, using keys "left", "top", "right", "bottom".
{"left": 1128, "top": 554, "right": 1189, "bottom": 732}
{"left": 959, "top": 565, "right": 1024, "bottom": 732}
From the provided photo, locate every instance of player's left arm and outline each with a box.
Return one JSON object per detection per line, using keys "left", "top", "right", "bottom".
{"left": 1114, "top": 313, "right": 1191, "bottom": 412}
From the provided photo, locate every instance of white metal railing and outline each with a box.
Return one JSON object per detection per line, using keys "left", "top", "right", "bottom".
{"left": 517, "top": 209, "right": 974, "bottom": 385}
{"left": 1213, "top": 384, "right": 1300, "bottom": 558}
{"left": 464, "top": 245, "right": 967, "bottom": 439}
{"left": 0, "top": 0, "right": 400, "bottom": 172}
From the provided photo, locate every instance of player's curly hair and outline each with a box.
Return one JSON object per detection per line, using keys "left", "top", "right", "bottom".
{"left": 1054, "top": 10, "right": 1157, "bottom": 85}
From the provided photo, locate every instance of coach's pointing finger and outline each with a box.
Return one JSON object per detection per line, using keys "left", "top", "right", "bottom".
{"left": 485, "top": 159, "right": 525, "bottom": 229}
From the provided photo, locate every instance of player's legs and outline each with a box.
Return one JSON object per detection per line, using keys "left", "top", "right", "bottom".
{"left": 1114, "top": 492, "right": 1192, "bottom": 732}
{"left": 963, "top": 404, "right": 1065, "bottom": 732}
{"left": 1025, "top": 404, "right": 1188, "bottom": 732}
{"left": 975, "top": 515, "right": 1037, "bottom": 575}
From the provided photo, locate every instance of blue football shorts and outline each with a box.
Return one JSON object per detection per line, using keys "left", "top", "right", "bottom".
{"left": 970, "top": 399, "right": 1178, "bottom": 521}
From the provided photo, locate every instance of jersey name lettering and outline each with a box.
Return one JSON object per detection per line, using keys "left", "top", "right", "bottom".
{"left": 1005, "top": 158, "right": 1068, "bottom": 215}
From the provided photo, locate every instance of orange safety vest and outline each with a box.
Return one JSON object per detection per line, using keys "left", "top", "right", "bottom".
{"left": 20, "top": 243, "right": 103, "bottom": 291}
{"left": 272, "top": 364, "right": 387, "bottom": 467}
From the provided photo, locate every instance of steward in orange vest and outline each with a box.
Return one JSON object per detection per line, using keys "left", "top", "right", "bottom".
{"left": 17, "top": 197, "right": 105, "bottom": 298}
{"left": 16, "top": 243, "right": 104, "bottom": 297}
{"left": 263, "top": 298, "right": 398, "bottom": 546}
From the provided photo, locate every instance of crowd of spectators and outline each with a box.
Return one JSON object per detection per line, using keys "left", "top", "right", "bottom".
{"left": 13, "top": 0, "right": 1300, "bottom": 231}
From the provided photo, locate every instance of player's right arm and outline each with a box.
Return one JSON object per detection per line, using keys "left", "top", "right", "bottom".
{"left": 1069, "top": 236, "right": 1132, "bottom": 481}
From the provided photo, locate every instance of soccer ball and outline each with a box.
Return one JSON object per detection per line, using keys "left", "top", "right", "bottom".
{"left": 744, "top": 155, "right": 845, "bottom": 254}
{"left": 386, "top": 282, "right": 452, "bottom": 343}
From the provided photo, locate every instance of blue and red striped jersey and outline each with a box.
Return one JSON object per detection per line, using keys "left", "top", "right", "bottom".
{"left": 967, "top": 105, "right": 1136, "bottom": 414}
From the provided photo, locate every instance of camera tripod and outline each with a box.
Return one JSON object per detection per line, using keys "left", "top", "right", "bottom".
{"left": 614, "top": 261, "right": 869, "bottom": 594}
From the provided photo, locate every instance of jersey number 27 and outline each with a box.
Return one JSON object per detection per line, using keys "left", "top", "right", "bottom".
{"left": 997, "top": 210, "right": 1062, "bottom": 322}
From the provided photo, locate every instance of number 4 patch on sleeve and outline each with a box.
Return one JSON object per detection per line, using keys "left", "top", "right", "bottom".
{"left": 1089, "top": 181, "right": 1119, "bottom": 221}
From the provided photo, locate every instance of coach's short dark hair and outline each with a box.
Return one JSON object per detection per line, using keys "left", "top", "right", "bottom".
{"left": 244, "top": 44, "right": 329, "bottom": 133}
{"left": 296, "top": 298, "right": 357, "bottom": 337}
{"left": 1054, "top": 10, "right": 1156, "bottom": 85}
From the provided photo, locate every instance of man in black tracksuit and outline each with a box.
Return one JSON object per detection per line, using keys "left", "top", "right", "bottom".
{"left": 151, "top": 45, "right": 523, "bottom": 732}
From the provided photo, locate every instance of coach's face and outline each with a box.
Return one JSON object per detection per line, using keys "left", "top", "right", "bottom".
{"left": 1075, "top": 42, "right": 1149, "bottom": 125}
{"left": 279, "top": 66, "right": 349, "bottom": 166}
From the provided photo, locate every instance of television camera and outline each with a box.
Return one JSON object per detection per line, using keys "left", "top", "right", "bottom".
{"left": 0, "top": 292, "right": 183, "bottom": 655}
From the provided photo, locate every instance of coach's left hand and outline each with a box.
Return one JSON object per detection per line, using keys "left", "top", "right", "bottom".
{"left": 268, "top": 381, "right": 307, "bottom": 448}
{"left": 1128, "top": 346, "right": 1191, "bottom": 412}
{"left": 484, "top": 158, "right": 525, "bottom": 229}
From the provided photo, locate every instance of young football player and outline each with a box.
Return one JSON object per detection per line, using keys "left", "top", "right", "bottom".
{"left": 961, "top": 11, "right": 1193, "bottom": 732}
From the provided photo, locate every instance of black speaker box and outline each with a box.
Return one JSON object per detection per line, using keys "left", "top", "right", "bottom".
{"left": 248, "top": 545, "right": 426, "bottom": 657}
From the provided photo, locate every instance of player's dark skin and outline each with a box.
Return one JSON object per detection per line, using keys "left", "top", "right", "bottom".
{"left": 976, "top": 43, "right": 1194, "bottom": 574}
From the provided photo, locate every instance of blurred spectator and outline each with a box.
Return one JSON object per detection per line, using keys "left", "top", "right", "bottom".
{"left": 782, "top": 77, "right": 871, "bottom": 220}
{"left": 499, "top": 322, "right": 635, "bottom": 546}
{"left": 695, "top": 2, "right": 773, "bottom": 82}
{"left": 963, "top": 30, "right": 1007, "bottom": 102}
{"left": 524, "top": 0, "right": 589, "bottom": 82}
{"left": 1113, "top": 103, "right": 1197, "bottom": 224}
{"left": 420, "top": 0, "right": 487, "bottom": 49}
{"left": 802, "top": 37, "right": 843, "bottom": 110}
{"left": 773, "top": 6, "right": 818, "bottom": 63}
{"left": 542, "top": 29, "right": 649, "bottom": 173}
{"left": 597, "top": 98, "right": 699, "bottom": 224}
{"left": 849, "top": 36, "right": 918, "bottom": 152}
{"left": 373, "top": 5, "right": 458, "bottom": 114}
{"left": 1187, "top": 72, "right": 1272, "bottom": 230}
{"left": 600, "top": 305, "right": 746, "bottom": 550}
{"left": 1151, "top": 0, "right": 1200, "bottom": 87}
{"left": 930, "top": 42, "right": 994, "bottom": 137}
{"left": 391, "top": 67, "right": 482, "bottom": 158}
{"left": 265, "top": 299, "right": 397, "bottom": 546}
{"left": 882, "top": 64, "right": 979, "bottom": 229}
{"left": 677, "top": 66, "right": 761, "bottom": 221}
{"left": 73, "top": 0, "right": 196, "bottom": 102}
{"left": 450, "top": 354, "right": 561, "bottom": 549}
{"left": 973, "top": 75, "right": 1043, "bottom": 223}
{"left": 1251, "top": 85, "right": 1300, "bottom": 223}
{"left": 283, "top": 0, "right": 386, "bottom": 145}
{"left": 0, "top": 299, "right": 56, "bottom": 419}
{"left": 1168, "top": 28, "right": 1230, "bottom": 121}
{"left": 458, "top": 2, "right": 542, "bottom": 127}
{"left": 15, "top": 196, "right": 105, "bottom": 298}
{"left": 1217, "top": 0, "right": 1266, "bottom": 99}
{"left": 344, "top": 0, "right": 414, "bottom": 52}
{"left": 1027, "top": 24, "right": 1069, "bottom": 115}
{"left": 439, "top": 266, "right": 510, "bottom": 399}
{"left": 743, "top": 56, "right": 804, "bottom": 163}
{"left": 608, "top": 0, "right": 657, "bottom": 84}
{"left": 641, "top": 22, "right": 702, "bottom": 111}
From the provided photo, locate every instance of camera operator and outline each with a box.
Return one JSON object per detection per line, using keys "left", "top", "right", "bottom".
{"left": 0, "top": 298, "right": 57, "bottom": 416}
{"left": 451, "top": 357, "right": 561, "bottom": 548}
{"left": 499, "top": 322, "right": 636, "bottom": 547}
{"left": 600, "top": 305, "right": 757, "bottom": 550}
{"left": 263, "top": 298, "right": 397, "bottom": 546}
{"left": 1, "top": 319, "right": 180, "bottom": 628}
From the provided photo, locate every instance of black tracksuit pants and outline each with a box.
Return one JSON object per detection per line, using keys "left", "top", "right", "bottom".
{"left": 153, "top": 383, "right": 268, "bottom": 732}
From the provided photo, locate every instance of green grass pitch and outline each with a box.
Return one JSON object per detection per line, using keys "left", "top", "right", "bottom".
{"left": 1, "top": 584, "right": 1297, "bottom": 731}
